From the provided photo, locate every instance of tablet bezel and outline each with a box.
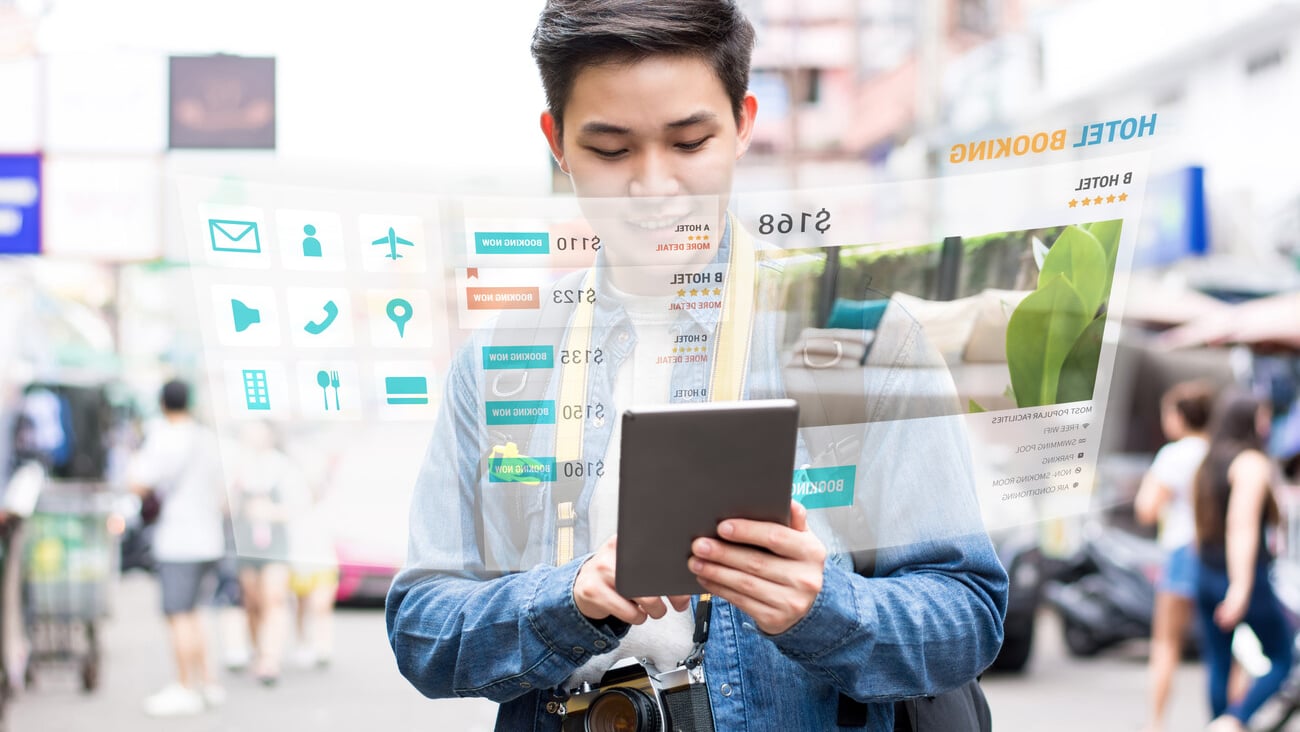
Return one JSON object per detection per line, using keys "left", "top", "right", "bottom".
{"left": 614, "top": 398, "right": 799, "bottom": 597}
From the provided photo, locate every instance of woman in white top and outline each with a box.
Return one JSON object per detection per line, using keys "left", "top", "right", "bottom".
{"left": 1135, "top": 380, "right": 1213, "bottom": 732}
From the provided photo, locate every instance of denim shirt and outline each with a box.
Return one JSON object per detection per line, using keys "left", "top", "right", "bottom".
{"left": 387, "top": 228, "right": 1008, "bottom": 731}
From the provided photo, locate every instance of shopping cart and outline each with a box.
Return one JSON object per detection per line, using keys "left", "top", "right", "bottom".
{"left": 21, "top": 482, "right": 120, "bottom": 692}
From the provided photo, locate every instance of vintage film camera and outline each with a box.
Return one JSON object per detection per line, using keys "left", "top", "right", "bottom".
{"left": 554, "top": 656, "right": 715, "bottom": 731}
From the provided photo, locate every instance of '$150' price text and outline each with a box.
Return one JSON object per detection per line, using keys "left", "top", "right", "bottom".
{"left": 758, "top": 209, "right": 831, "bottom": 236}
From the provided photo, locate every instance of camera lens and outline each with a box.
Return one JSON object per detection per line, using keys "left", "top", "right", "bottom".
{"left": 585, "top": 687, "right": 662, "bottom": 732}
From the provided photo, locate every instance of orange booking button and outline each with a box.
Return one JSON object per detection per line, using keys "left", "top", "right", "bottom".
{"left": 466, "top": 286, "right": 540, "bottom": 310}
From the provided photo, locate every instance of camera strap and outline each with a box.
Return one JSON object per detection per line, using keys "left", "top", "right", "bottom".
{"left": 551, "top": 214, "right": 758, "bottom": 565}
{"left": 681, "top": 593, "right": 713, "bottom": 670}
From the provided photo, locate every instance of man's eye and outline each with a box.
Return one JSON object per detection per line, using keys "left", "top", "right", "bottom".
{"left": 588, "top": 147, "right": 627, "bottom": 159}
{"left": 676, "top": 137, "right": 711, "bottom": 151}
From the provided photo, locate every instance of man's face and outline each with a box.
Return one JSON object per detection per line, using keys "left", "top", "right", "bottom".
{"left": 542, "top": 54, "right": 757, "bottom": 273}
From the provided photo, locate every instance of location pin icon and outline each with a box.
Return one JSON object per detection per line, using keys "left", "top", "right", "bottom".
{"left": 386, "top": 297, "right": 413, "bottom": 338}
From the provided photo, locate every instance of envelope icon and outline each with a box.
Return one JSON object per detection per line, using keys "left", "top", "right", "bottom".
{"left": 208, "top": 219, "right": 262, "bottom": 254}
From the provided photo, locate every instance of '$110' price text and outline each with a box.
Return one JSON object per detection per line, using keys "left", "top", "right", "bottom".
{"left": 757, "top": 209, "right": 832, "bottom": 236}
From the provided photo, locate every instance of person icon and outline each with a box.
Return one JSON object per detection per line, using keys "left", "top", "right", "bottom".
{"left": 302, "top": 225, "right": 322, "bottom": 258}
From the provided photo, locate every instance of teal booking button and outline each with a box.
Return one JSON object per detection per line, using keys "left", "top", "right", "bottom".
{"left": 482, "top": 345, "right": 554, "bottom": 370}
{"left": 791, "top": 466, "right": 856, "bottom": 509}
{"left": 485, "top": 400, "right": 556, "bottom": 425}
{"left": 488, "top": 456, "right": 556, "bottom": 483}
{"left": 475, "top": 232, "right": 549, "bottom": 255}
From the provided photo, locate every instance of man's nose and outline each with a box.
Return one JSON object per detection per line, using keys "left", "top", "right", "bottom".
{"left": 628, "top": 150, "right": 680, "bottom": 198}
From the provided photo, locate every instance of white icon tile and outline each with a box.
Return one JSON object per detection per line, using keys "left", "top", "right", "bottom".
{"left": 199, "top": 204, "right": 272, "bottom": 270}
{"left": 294, "top": 361, "right": 361, "bottom": 421}
{"left": 210, "top": 284, "right": 281, "bottom": 348}
{"left": 358, "top": 214, "right": 428, "bottom": 273}
{"left": 373, "top": 361, "right": 439, "bottom": 421}
{"left": 221, "top": 361, "right": 290, "bottom": 420}
{"left": 286, "top": 287, "right": 354, "bottom": 349}
{"left": 276, "top": 210, "right": 346, "bottom": 272}
{"left": 364, "top": 289, "right": 433, "bottom": 348}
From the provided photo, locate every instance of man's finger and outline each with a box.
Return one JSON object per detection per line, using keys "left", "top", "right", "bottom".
{"left": 789, "top": 500, "right": 808, "bottom": 532}
{"left": 705, "top": 520, "right": 812, "bottom": 561}
{"left": 668, "top": 595, "right": 692, "bottom": 612}
{"left": 633, "top": 595, "right": 669, "bottom": 620}
{"left": 688, "top": 555, "right": 786, "bottom": 605}
{"left": 693, "top": 539, "right": 808, "bottom": 586}
{"left": 601, "top": 590, "right": 648, "bottom": 626}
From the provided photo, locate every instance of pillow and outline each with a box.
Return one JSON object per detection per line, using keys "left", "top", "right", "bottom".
{"left": 825, "top": 298, "right": 890, "bottom": 331}
{"left": 963, "top": 289, "right": 1033, "bottom": 363}
{"left": 888, "top": 291, "right": 980, "bottom": 366}
{"left": 787, "top": 327, "right": 876, "bottom": 367}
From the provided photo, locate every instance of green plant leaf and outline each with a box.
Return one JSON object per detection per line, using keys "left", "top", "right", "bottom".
{"left": 968, "top": 399, "right": 987, "bottom": 413}
{"left": 1086, "top": 219, "right": 1123, "bottom": 304}
{"left": 1056, "top": 314, "right": 1106, "bottom": 403}
{"left": 1006, "top": 273, "right": 1092, "bottom": 407}
{"left": 1039, "top": 226, "right": 1108, "bottom": 316}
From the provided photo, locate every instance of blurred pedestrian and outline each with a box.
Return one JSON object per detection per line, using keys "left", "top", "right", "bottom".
{"left": 214, "top": 514, "right": 252, "bottom": 672}
{"left": 288, "top": 457, "right": 338, "bottom": 670}
{"left": 1135, "top": 380, "right": 1213, "bottom": 732}
{"left": 1194, "top": 391, "right": 1293, "bottom": 732}
{"left": 227, "top": 421, "right": 307, "bottom": 686}
{"left": 128, "top": 380, "right": 226, "bottom": 716}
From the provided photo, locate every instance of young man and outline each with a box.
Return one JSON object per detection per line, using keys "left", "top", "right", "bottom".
{"left": 387, "top": 2, "right": 1006, "bottom": 729}
{"left": 129, "top": 380, "right": 226, "bottom": 716}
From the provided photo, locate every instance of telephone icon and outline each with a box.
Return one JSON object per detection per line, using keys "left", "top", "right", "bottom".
{"left": 304, "top": 300, "right": 339, "bottom": 335}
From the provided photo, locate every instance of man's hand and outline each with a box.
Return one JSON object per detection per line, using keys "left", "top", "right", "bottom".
{"left": 574, "top": 534, "right": 691, "bottom": 627}
{"left": 688, "top": 500, "right": 826, "bottom": 635}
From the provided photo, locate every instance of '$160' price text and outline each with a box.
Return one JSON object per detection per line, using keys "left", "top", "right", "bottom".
{"left": 757, "top": 209, "right": 831, "bottom": 236}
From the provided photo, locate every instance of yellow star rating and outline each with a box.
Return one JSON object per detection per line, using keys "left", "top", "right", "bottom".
{"left": 1068, "top": 190, "right": 1127, "bottom": 208}
{"left": 712, "top": 288, "right": 722, "bottom": 296}
{"left": 689, "top": 288, "right": 699, "bottom": 297}
{"left": 677, "top": 289, "right": 686, "bottom": 297}
{"left": 671, "top": 346, "right": 706, "bottom": 354}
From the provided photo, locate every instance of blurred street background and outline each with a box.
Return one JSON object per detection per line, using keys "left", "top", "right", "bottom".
{"left": 3, "top": 0, "right": 1300, "bottom": 730}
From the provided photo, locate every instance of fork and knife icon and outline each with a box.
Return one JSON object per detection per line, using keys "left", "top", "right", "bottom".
{"left": 315, "top": 370, "right": 341, "bottom": 411}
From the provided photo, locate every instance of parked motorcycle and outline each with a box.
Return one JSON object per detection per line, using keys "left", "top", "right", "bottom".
{"left": 1042, "top": 523, "right": 1167, "bottom": 657}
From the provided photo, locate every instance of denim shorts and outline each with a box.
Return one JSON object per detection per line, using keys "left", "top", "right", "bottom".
{"left": 158, "top": 560, "right": 218, "bottom": 615}
{"left": 1158, "top": 544, "right": 1196, "bottom": 599}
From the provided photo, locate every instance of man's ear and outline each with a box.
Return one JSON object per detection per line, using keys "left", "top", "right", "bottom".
{"left": 540, "top": 111, "right": 569, "bottom": 174}
{"left": 734, "top": 92, "right": 758, "bottom": 159}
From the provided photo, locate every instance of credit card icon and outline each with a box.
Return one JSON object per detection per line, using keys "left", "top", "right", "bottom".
{"left": 384, "top": 376, "right": 429, "bottom": 405}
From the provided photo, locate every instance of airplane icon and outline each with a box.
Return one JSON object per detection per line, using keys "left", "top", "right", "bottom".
{"left": 371, "top": 227, "right": 414, "bottom": 260}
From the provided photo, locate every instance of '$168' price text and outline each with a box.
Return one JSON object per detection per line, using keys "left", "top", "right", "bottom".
{"left": 758, "top": 209, "right": 832, "bottom": 236}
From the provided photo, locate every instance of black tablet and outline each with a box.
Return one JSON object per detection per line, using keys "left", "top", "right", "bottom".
{"left": 615, "top": 398, "right": 800, "bottom": 597}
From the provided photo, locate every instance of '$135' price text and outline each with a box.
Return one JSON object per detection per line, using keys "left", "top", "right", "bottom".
{"left": 758, "top": 209, "right": 831, "bottom": 236}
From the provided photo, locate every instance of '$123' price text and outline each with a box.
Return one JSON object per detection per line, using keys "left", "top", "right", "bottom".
{"left": 758, "top": 209, "right": 831, "bottom": 235}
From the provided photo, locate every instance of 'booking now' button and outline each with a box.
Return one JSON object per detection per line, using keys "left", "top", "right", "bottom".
{"left": 792, "top": 466, "right": 856, "bottom": 509}
{"left": 483, "top": 345, "right": 554, "bottom": 370}
{"left": 485, "top": 400, "right": 556, "bottom": 425}
{"left": 475, "top": 232, "right": 549, "bottom": 255}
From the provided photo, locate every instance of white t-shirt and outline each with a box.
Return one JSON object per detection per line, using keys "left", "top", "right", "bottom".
{"left": 1149, "top": 435, "right": 1209, "bottom": 550}
{"left": 569, "top": 286, "right": 695, "bottom": 686}
{"left": 128, "top": 417, "right": 225, "bottom": 563}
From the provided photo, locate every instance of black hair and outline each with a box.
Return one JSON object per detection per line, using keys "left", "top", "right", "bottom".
{"left": 531, "top": 0, "right": 756, "bottom": 132}
{"left": 160, "top": 379, "right": 190, "bottom": 413}
{"left": 1194, "top": 391, "right": 1276, "bottom": 549}
{"left": 1162, "top": 380, "right": 1214, "bottom": 432}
